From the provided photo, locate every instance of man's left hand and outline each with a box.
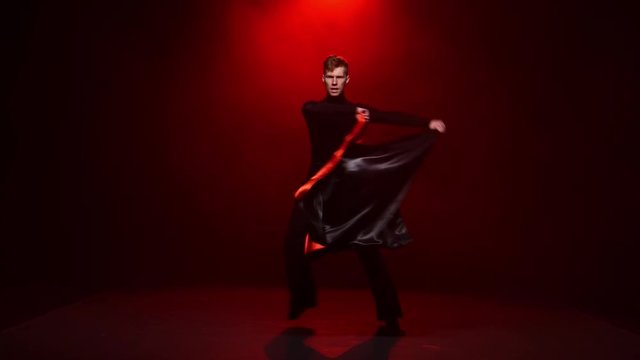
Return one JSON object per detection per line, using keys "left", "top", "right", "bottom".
{"left": 429, "top": 119, "right": 446, "bottom": 133}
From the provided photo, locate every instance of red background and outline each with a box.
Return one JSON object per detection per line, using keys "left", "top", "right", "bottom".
{"left": 4, "top": 0, "right": 638, "bottom": 327}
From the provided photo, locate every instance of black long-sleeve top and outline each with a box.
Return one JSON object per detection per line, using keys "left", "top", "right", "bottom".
{"left": 297, "top": 94, "right": 439, "bottom": 249}
{"left": 302, "top": 94, "right": 433, "bottom": 175}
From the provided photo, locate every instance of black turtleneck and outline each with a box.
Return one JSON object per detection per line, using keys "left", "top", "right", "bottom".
{"left": 324, "top": 93, "right": 347, "bottom": 103}
{"left": 301, "top": 93, "right": 433, "bottom": 175}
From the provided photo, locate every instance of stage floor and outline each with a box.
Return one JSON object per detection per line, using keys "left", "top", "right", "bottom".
{"left": 1, "top": 287, "right": 639, "bottom": 359}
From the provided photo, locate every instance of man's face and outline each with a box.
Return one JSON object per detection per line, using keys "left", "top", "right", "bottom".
{"left": 323, "top": 66, "right": 349, "bottom": 97}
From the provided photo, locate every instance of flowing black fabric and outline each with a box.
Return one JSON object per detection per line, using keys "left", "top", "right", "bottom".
{"left": 297, "top": 96, "right": 439, "bottom": 250}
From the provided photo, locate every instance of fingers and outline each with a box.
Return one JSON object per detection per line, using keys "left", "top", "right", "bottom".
{"left": 356, "top": 107, "right": 370, "bottom": 116}
{"left": 356, "top": 107, "right": 370, "bottom": 121}
{"left": 429, "top": 119, "right": 446, "bottom": 133}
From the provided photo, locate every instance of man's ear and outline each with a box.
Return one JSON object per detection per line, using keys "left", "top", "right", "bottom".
{"left": 346, "top": 75, "right": 350, "bottom": 84}
{"left": 321, "top": 75, "right": 326, "bottom": 83}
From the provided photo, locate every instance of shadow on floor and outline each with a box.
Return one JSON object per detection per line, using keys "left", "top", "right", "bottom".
{"left": 264, "top": 326, "right": 402, "bottom": 360}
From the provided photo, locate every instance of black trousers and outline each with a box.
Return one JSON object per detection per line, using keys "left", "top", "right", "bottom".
{"left": 284, "top": 203, "right": 403, "bottom": 321}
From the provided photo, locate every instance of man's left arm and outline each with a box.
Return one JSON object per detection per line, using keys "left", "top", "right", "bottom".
{"left": 357, "top": 107, "right": 446, "bottom": 133}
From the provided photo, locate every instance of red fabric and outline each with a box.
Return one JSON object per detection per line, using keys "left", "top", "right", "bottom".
{"left": 296, "top": 112, "right": 368, "bottom": 254}
{"left": 304, "top": 233, "right": 325, "bottom": 254}
{"left": 294, "top": 113, "right": 367, "bottom": 200}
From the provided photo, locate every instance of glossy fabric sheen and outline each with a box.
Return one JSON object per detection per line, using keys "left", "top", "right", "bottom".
{"left": 296, "top": 96, "right": 438, "bottom": 250}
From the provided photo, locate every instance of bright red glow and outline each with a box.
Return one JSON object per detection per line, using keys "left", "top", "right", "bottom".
{"left": 217, "top": 0, "right": 398, "bottom": 102}
{"left": 304, "top": 234, "right": 325, "bottom": 254}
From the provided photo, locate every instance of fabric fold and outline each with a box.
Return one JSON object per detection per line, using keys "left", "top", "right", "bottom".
{"left": 296, "top": 121, "right": 438, "bottom": 252}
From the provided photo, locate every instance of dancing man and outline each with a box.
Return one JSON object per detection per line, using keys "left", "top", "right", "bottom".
{"left": 284, "top": 55, "right": 445, "bottom": 335}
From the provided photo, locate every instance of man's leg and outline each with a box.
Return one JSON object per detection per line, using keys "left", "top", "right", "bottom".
{"left": 283, "top": 203, "right": 317, "bottom": 319}
{"left": 355, "top": 246, "right": 403, "bottom": 323}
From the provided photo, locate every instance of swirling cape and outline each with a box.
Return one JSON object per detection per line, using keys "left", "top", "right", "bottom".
{"left": 295, "top": 114, "right": 438, "bottom": 253}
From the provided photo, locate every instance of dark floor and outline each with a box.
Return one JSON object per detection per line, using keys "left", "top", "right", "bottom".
{"left": 1, "top": 287, "right": 639, "bottom": 359}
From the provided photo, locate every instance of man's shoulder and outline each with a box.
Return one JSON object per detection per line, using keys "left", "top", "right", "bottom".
{"left": 301, "top": 100, "right": 319, "bottom": 117}
{"left": 302, "top": 100, "right": 319, "bottom": 109}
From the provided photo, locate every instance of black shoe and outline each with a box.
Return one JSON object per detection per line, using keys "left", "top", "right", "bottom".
{"left": 287, "top": 300, "right": 316, "bottom": 320}
{"left": 375, "top": 318, "right": 405, "bottom": 337}
{"left": 287, "top": 305, "right": 307, "bottom": 320}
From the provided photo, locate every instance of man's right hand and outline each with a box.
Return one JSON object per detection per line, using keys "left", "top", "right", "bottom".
{"left": 356, "top": 107, "right": 370, "bottom": 122}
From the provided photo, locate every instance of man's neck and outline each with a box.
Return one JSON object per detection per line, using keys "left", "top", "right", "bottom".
{"left": 324, "top": 93, "right": 348, "bottom": 103}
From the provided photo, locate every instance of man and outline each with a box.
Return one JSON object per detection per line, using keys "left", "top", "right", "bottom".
{"left": 284, "top": 55, "right": 445, "bottom": 335}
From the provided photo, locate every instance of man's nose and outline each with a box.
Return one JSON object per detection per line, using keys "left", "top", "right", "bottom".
{"left": 331, "top": 77, "right": 337, "bottom": 85}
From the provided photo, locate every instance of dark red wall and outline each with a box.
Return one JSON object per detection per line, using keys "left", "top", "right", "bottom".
{"left": 4, "top": 0, "right": 638, "bottom": 323}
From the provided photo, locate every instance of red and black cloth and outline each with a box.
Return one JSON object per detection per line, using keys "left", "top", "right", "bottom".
{"left": 294, "top": 95, "right": 439, "bottom": 253}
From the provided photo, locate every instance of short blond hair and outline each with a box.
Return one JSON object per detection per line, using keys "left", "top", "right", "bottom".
{"left": 323, "top": 55, "right": 349, "bottom": 75}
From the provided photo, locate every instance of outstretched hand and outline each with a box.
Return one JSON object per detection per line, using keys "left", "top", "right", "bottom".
{"left": 355, "top": 107, "right": 370, "bottom": 121}
{"left": 429, "top": 119, "right": 446, "bottom": 133}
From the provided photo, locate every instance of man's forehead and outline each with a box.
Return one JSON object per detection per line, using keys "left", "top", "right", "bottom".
{"left": 324, "top": 67, "right": 348, "bottom": 76}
